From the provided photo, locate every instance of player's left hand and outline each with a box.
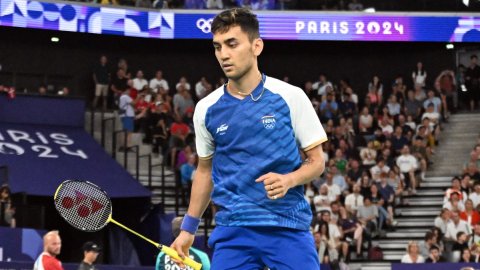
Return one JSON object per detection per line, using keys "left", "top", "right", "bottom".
{"left": 255, "top": 172, "right": 293, "bottom": 200}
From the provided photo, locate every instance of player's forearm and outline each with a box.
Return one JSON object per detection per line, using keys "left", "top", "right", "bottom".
{"left": 186, "top": 161, "right": 213, "bottom": 218}
{"left": 286, "top": 145, "right": 325, "bottom": 187}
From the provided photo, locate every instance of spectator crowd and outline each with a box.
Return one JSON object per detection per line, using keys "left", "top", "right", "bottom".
{"left": 87, "top": 52, "right": 480, "bottom": 266}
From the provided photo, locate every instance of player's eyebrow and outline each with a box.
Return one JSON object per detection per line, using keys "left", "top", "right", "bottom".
{"left": 213, "top": 37, "right": 238, "bottom": 46}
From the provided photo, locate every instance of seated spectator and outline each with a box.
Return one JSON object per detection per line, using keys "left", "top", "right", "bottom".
{"left": 317, "top": 222, "right": 336, "bottom": 264}
{"left": 314, "top": 185, "right": 335, "bottom": 214}
{"left": 387, "top": 169, "right": 404, "bottom": 199}
{"left": 369, "top": 183, "right": 392, "bottom": 232}
{"left": 431, "top": 227, "right": 446, "bottom": 254}
{"left": 422, "top": 102, "right": 441, "bottom": 125}
{"left": 414, "top": 84, "right": 427, "bottom": 102}
{"left": 168, "top": 114, "right": 190, "bottom": 168}
{"left": 444, "top": 177, "right": 467, "bottom": 205}
{"left": 386, "top": 95, "right": 401, "bottom": 117}
{"left": 339, "top": 92, "right": 356, "bottom": 119}
{"left": 324, "top": 172, "right": 341, "bottom": 202}
{"left": 391, "top": 126, "right": 409, "bottom": 155}
{"left": 344, "top": 184, "right": 363, "bottom": 216}
{"left": 401, "top": 241, "right": 425, "bottom": 263}
{"left": 359, "top": 174, "right": 373, "bottom": 199}
{"left": 132, "top": 70, "right": 148, "bottom": 91}
{"left": 434, "top": 209, "right": 453, "bottom": 235}
{"left": 463, "top": 162, "right": 480, "bottom": 183}
{"left": 423, "top": 89, "right": 442, "bottom": 114}
{"left": 333, "top": 149, "right": 348, "bottom": 175}
{"left": 320, "top": 211, "right": 347, "bottom": 262}
{"left": 175, "top": 76, "right": 191, "bottom": 92}
{"left": 357, "top": 197, "right": 378, "bottom": 238}
{"left": 312, "top": 73, "right": 332, "bottom": 98}
{"left": 180, "top": 154, "right": 196, "bottom": 188}
{"left": 378, "top": 173, "right": 397, "bottom": 226}
{"left": 359, "top": 106, "right": 374, "bottom": 137}
{"left": 405, "top": 115, "right": 417, "bottom": 133}
{"left": 319, "top": 92, "right": 338, "bottom": 122}
{"left": 330, "top": 166, "right": 348, "bottom": 195}
{"left": 396, "top": 145, "right": 419, "bottom": 194}
{"left": 461, "top": 175, "right": 473, "bottom": 197}
{"left": 452, "top": 232, "right": 469, "bottom": 254}
{"left": 404, "top": 90, "right": 422, "bottom": 120}
{"left": 419, "top": 231, "right": 436, "bottom": 258}
{"left": 380, "top": 147, "right": 395, "bottom": 170}
{"left": 459, "top": 247, "right": 475, "bottom": 263}
{"left": 367, "top": 75, "right": 383, "bottom": 106}
{"left": 378, "top": 117, "right": 394, "bottom": 137}
{"left": 469, "top": 182, "right": 480, "bottom": 209}
{"left": 425, "top": 245, "right": 446, "bottom": 263}
{"left": 346, "top": 159, "right": 362, "bottom": 185}
{"left": 470, "top": 224, "right": 480, "bottom": 247}
{"left": 173, "top": 85, "right": 195, "bottom": 118}
{"left": 0, "top": 185, "right": 15, "bottom": 228}
{"left": 445, "top": 211, "right": 471, "bottom": 242}
{"left": 360, "top": 141, "right": 377, "bottom": 169}
{"left": 195, "top": 77, "right": 211, "bottom": 101}
{"left": 151, "top": 118, "right": 169, "bottom": 156}
{"left": 149, "top": 70, "right": 169, "bottom": 94}
{"left": 443, "top": 192, "right": 466, "bottom": 212}
{"left": 460, "top": 199, "right": 480, "bottom": 225}
{"left": 338, "top": 207, "right": 364, "bottom": 260}
{"left": 371, "top": 157, "right": 390, "bottom": 183}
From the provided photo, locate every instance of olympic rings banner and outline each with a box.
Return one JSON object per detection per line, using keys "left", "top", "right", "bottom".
{"left": 1, "top": 0, "right": 480, "bottom": 42}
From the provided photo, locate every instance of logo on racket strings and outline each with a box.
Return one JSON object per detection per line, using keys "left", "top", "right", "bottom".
{"left": 61, "top": 190, "right": 104, "bottom": 218}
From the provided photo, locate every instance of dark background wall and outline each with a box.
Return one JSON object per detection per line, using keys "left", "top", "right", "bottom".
{"left": 0, "top": 26, "right": 460, "bottom": 102}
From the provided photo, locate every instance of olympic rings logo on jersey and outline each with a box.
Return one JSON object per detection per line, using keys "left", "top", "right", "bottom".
{"left": 196, "top": 18, "right": 213, "bottom": 34}
{"left": 261, "top": 115, "right": 276, "bottom": 129}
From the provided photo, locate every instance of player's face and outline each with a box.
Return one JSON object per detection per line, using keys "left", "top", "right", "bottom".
{"left": 213, "top": 26, "right": 263, "bottom": 81}
{"left": 46, "top": 235, "right": 62, "bottom": 256}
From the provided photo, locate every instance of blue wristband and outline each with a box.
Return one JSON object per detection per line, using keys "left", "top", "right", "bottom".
{"left": 181, "top": 214, "right": 201, "bottom": 235}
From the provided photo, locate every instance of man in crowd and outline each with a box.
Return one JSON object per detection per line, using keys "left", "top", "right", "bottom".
{"left": 34, "top": 230, "right": 64, "bottom": 270}
{"left": 78, "top": 242, "right": 101, "bottom": 270}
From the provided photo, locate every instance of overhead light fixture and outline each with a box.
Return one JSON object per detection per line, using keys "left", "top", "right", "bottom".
{"left": 51, "top": 37, "right": 60, "bottom": 43}
{"left": 364, "top": 7, "right": 376, "bottom": 13}
{"left": 446, "top": 43, "right": 454, "bottom": 50}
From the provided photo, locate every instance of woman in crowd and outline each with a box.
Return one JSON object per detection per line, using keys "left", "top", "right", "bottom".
{"left": 401, "top": 241, "right": 425, "bottom": 263}
{"left": 0, "top": 185, "right": 15, "bottom": 228}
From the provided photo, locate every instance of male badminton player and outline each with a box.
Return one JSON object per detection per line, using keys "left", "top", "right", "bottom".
{"left": 171, "top": 8, "right": 327, "bottom": 269}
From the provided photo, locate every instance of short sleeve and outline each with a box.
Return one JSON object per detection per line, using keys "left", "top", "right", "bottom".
{"left": 290, "top": 89, "right": 327, "bottom": 151}
{"left": 193, "top": 104, "right": 215, "bottom": 159}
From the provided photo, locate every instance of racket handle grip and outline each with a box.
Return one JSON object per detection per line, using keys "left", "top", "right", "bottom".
{"left": 161, "top": 246, "right": 202, "bottom": 270}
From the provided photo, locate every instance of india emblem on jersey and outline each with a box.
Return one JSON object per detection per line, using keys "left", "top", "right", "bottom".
{"left": 261, "top": 115, "right": 276, "bottom": 129}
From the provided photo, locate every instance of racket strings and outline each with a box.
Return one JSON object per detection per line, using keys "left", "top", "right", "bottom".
{"left": 54, "top": 180, "right": 112, "bottom": 231}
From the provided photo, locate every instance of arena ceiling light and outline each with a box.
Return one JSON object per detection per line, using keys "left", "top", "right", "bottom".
{"left": 51, "top": 37, "right": 60, "bottom": 43}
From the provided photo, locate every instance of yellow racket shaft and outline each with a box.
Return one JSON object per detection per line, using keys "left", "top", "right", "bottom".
{"left": 109, "top": 218, "right": 202, "bottom": 270}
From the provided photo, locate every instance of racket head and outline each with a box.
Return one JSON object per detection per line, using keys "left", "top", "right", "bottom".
{"left": 54, "top": 180, "right": 112, "bottom": 232}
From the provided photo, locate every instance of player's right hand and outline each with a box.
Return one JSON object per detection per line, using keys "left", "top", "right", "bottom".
{"left": 170, "top": 230, "right": 195, "bottom": 266}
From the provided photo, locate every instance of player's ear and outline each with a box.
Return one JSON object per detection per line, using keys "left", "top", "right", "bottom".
{"left": 252, "top": 37, "right": 263, "bottom": 57}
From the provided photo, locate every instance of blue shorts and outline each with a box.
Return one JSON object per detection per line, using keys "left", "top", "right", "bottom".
{"left": 208, "top": 226, "right": 320, "bottom": 270}
{"left": 121, "top": 116, "right": 134, "bottom": 132}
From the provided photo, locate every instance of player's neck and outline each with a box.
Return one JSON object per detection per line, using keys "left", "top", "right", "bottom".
{"left": 227, "top": 69, "right": 262, "bottom": 97}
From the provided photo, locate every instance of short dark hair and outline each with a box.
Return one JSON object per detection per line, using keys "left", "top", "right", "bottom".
{"left": 471, "top": 54, "right": 478, "bottom": 60}
{"left": 429, "top": 244, "right": 440, "bottom": 252}
{"left": 211, "top": 8, "right": 260, "bottom": 42}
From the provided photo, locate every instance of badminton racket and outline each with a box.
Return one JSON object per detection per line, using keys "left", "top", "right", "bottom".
{"left": 53, "top": 180, "right": 202, "bottom": 270}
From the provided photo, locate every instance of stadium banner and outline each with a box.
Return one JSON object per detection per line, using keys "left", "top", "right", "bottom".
{"left": 392, "top": 262, "right": 480, "bottom": 270}
{"left": 0, "top": 95, "right": 151, "bottom": 198}
{"left": 0, "top": 0, "right": 479, "bottom": 42}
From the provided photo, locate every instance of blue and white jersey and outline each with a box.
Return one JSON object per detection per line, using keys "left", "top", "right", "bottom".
{"left": 194, "top": 75, "right": 327, "bottom": 230}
